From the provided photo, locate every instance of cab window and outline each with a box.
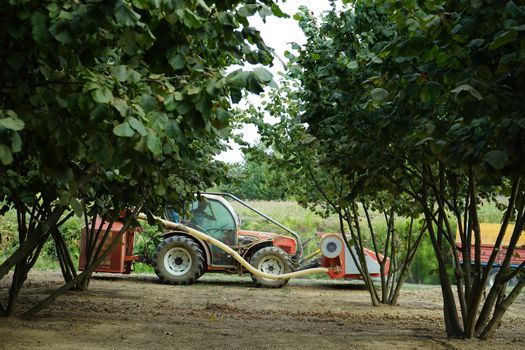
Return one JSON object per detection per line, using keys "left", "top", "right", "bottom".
{"left": 188, "top": 199, "right": 236, "bottom": 238}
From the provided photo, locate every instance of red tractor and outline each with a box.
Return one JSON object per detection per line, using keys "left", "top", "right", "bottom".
{"left": 153, "top": 193, "right": 300, "bottom": 287}
{"left": 80, "top": 193, "right": 387, "bottom": 287}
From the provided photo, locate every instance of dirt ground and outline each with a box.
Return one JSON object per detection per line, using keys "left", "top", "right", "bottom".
{"left": 0, "top": 271, "right": 524, "bottom": 350}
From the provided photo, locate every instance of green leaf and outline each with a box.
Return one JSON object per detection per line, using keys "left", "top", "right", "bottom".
{"left": 127, "top": 69, "right": 141, "bottom": 83}
{"left": 147, "top": 111, "right": 169, "bottom": 130}
{"left": 164, "top": 94, "right": 177, "bottom": 111}
{"left": 187, "top": 86, "right": 201, "bottom": 95}
{"left": 505, "top": 1, "right": 521, "bottom": 16}
{"left": 70, "top": 197, "right": 83, "bottom": 217}
{"left": 238, "top": 5, "right": 257, "bottom": 17}
{"left": 470, "top": 0, "right": 483, "bottom": 8}
{"left": 485, "top": 150, "right": 508, "bottom": 170}
{"left": 300, "top": 134, "right": 316, "bottom": 145}
{"left": 110, "top": 65, "right": 127, "bottom": 82}
{"left": 114, "top": 0, "right": 141, "bottom": 26}
{"left": 53, "top": 30, "right": 73, "bottom": 44}
{"left": 196, "top": 0, "right": 211, "bottom": 13}
{"left": 489, "top": 29, "right": 517, "bottom": 49}
{"left": 146, "top": 134, "right": 162, "bottom": 156}
{"left": 420, "top": 82, "right": 442, "bottom": 103}
{"left": 168, "top": 54, "right": 186, "bottom": 70}
{"left": 218, "top": 12, "right": 237, "bottom": 27}
{"left": 228, "top": 69, "right": 250, "bottom": 88}
{"left": 129, "top": 117, "right": 148, "bottom": 136}
{"left": 230, "top": 88, "right": 242, "bottom": 103}
{"left": 271, "top": 3, "right": 289, "bottom": 18}
{"left": 31, "top": 12, "right": 50, "bottom": 44}
{"left": 92, "top": 87, "right": 114, "bottom": 104}
{"left": 113, "top": 122, "right": 135, "bottom": 137}
{"left": 10, "top": 133, "right": 22, "bottom": 153}
{"left": 451, "top": 84, "right": 483, "bottom": 101}
{"left": 0, "top": 116, "right": 25, "bottom": 131}
{"left": 212, "top": 108, "right": 231, "bottom": 129}
{"left": 370, "top": 88, "right": 389, "bottom": 102}
{"left": 174, "top": 92, "right": 184, "bottom": 101}
{"left": 112, "top": 98, "right": 130, "bottom": 117}
{"left": 253, "top": 67, "right": 273, "bottom": 84}
{"left": 196, "top": 96, "right": 211, "bottom": 119}
{"left": 348, "top": 61, "right": 358, "bottom": 70}
{"left": 182, "top": 9, "right": 203, "bottom": 29}
{"left": 0, "top": 145, "right": 13, "bottom": 165}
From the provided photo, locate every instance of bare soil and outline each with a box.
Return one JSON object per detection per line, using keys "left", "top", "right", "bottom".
{"left": 0, "top": 271, "right": 524, "bottom": 350}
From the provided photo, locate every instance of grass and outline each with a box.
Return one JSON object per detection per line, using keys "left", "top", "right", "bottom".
{"left": 232, "top": 200, "right": 339, "bottom": 237}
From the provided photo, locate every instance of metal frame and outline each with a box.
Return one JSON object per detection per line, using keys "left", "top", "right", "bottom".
{"left": 203, "top": 192, "right": 303, "bottom": 261}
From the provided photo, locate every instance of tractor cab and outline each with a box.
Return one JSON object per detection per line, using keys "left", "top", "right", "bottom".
{"left": 183, "top": 194, "right": 239, "bottom": 266}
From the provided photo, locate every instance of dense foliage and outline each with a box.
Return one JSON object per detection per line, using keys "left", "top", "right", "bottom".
{"left": 0, "top": 0, "right": 284, "bottom": 316}
{"left": 214, "top": 146, "right": 292, "bottom": 200}
{"left": 257, "top": 0, "right": 525, "bottom": 340}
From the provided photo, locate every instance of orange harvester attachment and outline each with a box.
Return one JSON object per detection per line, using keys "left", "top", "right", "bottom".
{"left": 78, "top": 218, "right": 139, "bottom": 274}
{"left": 319, "top": 233, "right": 390, "bottom": 280}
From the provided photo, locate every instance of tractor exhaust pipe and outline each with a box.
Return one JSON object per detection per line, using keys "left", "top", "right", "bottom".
{"left": 138, "top": 213, "right": 328, "bottom": 280}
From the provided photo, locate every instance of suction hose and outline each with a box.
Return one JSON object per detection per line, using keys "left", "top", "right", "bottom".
{"left": 138, "top": 213, "right": 329, "bottom": 280}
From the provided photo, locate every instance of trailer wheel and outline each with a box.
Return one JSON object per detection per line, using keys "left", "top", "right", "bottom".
{"left": 153, "top": 236, "right": 204, "bottom": 285}
{"left": 250, "top": 247, "right": 291, "bottom": 288}
{"left": 486, "top": 267, "right": 520, "bottom": 290}
{"left": 486, "top": 268, "right": 499, "bottom": 289}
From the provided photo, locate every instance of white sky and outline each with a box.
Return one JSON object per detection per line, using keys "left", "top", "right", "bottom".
{"left": 216, "top": 0, "right": 336, "bottom": 163}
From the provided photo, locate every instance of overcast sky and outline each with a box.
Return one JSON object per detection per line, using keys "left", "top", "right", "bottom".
{"left": 216, "top": 0, "right": 336, "bottom": 163}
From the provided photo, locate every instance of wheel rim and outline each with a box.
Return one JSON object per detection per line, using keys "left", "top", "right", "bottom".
{"left": 258, "top": 255, "right": 285, "bottom": 279}
{"left": 487, "top": 271, "right": 497, "bottom": 288}
{"left": 164, "top": 247, "right": 192, "bottom": 276}
{"left": 508, "top": 276, "right": 519, "bottom": 289}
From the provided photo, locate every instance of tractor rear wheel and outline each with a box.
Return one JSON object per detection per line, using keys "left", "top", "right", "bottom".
{"left": 153, "top": 236, "right": 205, "bottom": 285}
{"left": 250, "top": 246, "right": 291, "bottom": 288}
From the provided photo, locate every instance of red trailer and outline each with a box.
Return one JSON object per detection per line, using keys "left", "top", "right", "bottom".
{"left": 457, "top": 223, "right": 525, "bottom": 287}
{"left": 78, "top": 218, "right": 138, "bottom": 274}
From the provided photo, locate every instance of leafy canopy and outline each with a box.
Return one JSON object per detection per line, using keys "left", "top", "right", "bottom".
{"left": 0, "top": 0, "right": 286, "bottom": 215}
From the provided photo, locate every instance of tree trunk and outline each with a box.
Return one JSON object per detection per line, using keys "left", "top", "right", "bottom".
{"left": 423, "top": 202, "right": 464, "bottom": 338}
{"left": 51, "top": 229, "right": 78, "bottom": 287}
{"left": 5, "top": 237, "right": 47, "bottom": 316}
{"left": 0, "top": 207, "right": 65, "bottom": 281}
{"left": 389, "top": 222, "right": 425, "bottom": 305}
{"left": 480, "top": 278, "right": 525, "bottom": 339}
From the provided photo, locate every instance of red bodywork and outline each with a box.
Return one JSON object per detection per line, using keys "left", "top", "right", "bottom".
{"left": 78, "top": 218, "right": 138, "bottom": 274}
{"left": 239, "top": 230, "right": 297, "bottom": 255}
{"left": 321, "top": 247, "right": 389, "bottom": 279}
{"left": 457, "top": 243, "right": 525, "bottom": 269}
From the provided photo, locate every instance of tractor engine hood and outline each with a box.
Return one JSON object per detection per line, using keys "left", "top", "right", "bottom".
{"left": 239, "top": 230, "right": 297, "bottom": 255}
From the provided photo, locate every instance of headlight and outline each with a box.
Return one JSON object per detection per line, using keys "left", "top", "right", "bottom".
{"left": 320, "top": 235, "right": 343, "bottom": 258}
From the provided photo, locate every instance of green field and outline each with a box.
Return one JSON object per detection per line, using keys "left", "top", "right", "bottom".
{"left": 0, "top": 199, "right": 506, "bottom": 283}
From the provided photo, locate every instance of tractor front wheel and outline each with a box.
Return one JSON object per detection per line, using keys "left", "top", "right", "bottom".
{"left": 153, "top": 236, "right": 205, "bottom": 285}
{"left": 250, "top": 246, "right": 291, "bottom": 288}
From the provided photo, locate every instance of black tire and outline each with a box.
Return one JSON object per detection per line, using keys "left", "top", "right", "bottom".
{"left": 153, "top": 236, "right": 205, "bottom": 285}
{"left": 250, "top": 246, "right": 292, "bottom": 288}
